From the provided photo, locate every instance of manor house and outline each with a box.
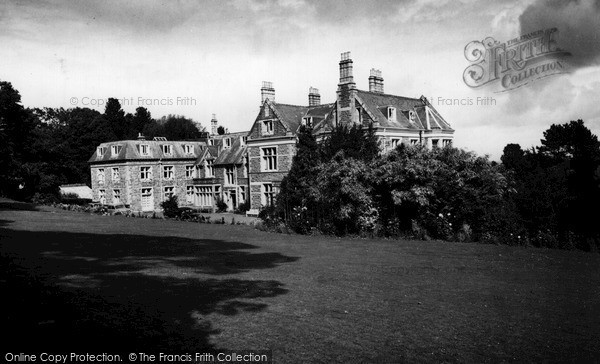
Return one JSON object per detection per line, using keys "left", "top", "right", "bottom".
{"left": 89, "top": 52, "right": 454, "bottom": 212}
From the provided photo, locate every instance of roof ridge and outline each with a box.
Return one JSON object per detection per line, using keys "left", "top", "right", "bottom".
{"left": 357, "top": 89, "right": 422, "bottom": 101}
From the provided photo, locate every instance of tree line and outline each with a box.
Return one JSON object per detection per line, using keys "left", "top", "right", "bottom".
{"left": 0, "top": 81, "right": 204, "bottom": 202}
{"left": 263, "top": 120, "right": 600, "bottom": 252}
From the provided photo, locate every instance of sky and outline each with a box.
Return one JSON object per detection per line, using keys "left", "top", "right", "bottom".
{"left": 1, "top": 0, "right": 599, "bottom": 160}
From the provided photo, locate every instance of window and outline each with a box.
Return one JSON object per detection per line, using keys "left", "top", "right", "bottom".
{"left": 262, "top": 120, "right": 274, "bottom": 135}
{"left": 111, "top": 145, "right": 122, "bottom": 157}
{"left": 164, "top": 186, "right": 174, "bottom": 199}
{"left": 195, "top": 186, "right": 213, "bottom": 207}
{"left": 185, "top": 165, "right": 194, "bottom": 178}
{"left": 205, "top": 160, "right": 214, "bottom": 177}
{"left": 183, "top": 144, "right": 194, "bottom": 154}
{"left": 261, "top": 147, "right": 277, "bottom": 171}
{"left": 113, "top": 189, "right": 121, "bottom": 204}
{"left": 262, "top": 183, "right": 274, "bottom": 206}
{"left": 186, "top": 186, "right": 194, "bottom": 204}
{"left": 356, "top": 106, "right": 363, "bottom": 124}
{"left": 225, "top": 167, "right": 234, "bottom": 185}
{"left": 163, "top": 165, "right": 174, "bottom": 180}
{"left": 431, "top": 139, "right": 439, "bottom": 148}
{"left": 224, "top": 138, "right": 231, "bottom": 149}
{"left": 410, "top": 139, "right": 419, "bottom": 145}
{"left": 138, "top": 144, "right": 150, "bottom": 156}
{"left": 239, "top": 186, "right": 246, "bottom": 203}
{"left": 387, "top": 107, "right": 396, "bottom": 122}
{"left": 97, "top": 147, "right": 107, "bottom": 157}
{"left": 391, "top": 138, "right": 400, "bottom": 149}
{"left": 162, "top": 144, "right": 172, "bottom": 155}
{"left": 140, "top": 166, "right": 152, "bottom": 181}
{"left": 195, "top": 165, "right": 201, "bottom": 178}
{"left": 302, "top": 117, "right": 313, "bottom": 127}
{"left": 209, "top": 139, "right": 214, "bottom": 146}
{"left": 97, "top": 168, "right": 105, "bottom": 184}
{"left": 442, "top": 139, "right": 452, "bottom": 147}
{"left": 241, "top": 136, "right": 247, "bottom": 146}
{"left": 99, "top": 189, "right": 106, "bottom": 203}
{"left": 112, "top": 167, "right": 120, "bottom": 182}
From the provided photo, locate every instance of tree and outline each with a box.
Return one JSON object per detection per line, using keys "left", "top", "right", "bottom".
{"left": 0, "top": 81, "right": 37, "bottom": 197}
{"left": 103, "top": 98, "right": 127, "bottom": 140}
{"left": 277, "top": 125, "right": 320, "bottom": 232}
{"left": 161, "top": 115, "right": 203, "bottom": 140}
{"left": 217, "top": 125, "right": 225, "bottom": 135}
{"left": 131, "top": 107, "right": 153, "bottom": 139}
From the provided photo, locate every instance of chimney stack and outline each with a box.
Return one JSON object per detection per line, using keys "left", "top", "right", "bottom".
{"left": 261, "top": 81, "right": 275, "bottom": 103}
{"left": 211, "top": 113, "right": 218, "bottom": 135}
{"left": 338, "top": 51, "right": 355, "bottom": 87}
{"left": 369, "top": 69, "right": 384, "bottom": 93}
{"left": 137, "top": 132, "right": 145, "bottom": 141}
{"left": 308, "top": 87, "right": 321, "bottom": 106}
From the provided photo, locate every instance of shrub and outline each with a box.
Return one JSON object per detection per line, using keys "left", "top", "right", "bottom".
{"left": 215, "top": 197, "right": 228, "bottom": 213}
{"left": 160, "top": 195, "right": 180, "bottom": 218}
{"left": 236, "top": 201, "right": 250, "bottom": 213}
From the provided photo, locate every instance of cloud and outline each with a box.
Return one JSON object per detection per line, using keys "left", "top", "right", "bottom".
{"left": 519, "top": 0, "right": 600, "bottom": 70}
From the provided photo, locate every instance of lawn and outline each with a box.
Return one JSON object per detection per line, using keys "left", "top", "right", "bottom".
{"left": 1, "top": 198, "right": 599, "bottom": 363}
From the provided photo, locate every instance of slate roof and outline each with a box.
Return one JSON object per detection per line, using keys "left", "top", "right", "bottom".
{"left": 89, "top": 140, "right": 206, "bottom": 163}
{"left": 356, "top": 90, "right": 453, "bottom": 131}
{"left": 269, "top": 101, "right": 335, "bottom": 135}
{"left": 214, "top": 136, "right": 247, "bottom": 165}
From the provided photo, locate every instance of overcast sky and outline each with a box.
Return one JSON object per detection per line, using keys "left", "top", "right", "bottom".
{"left": 1, "top": 0, "right": 599, "bottom": 160}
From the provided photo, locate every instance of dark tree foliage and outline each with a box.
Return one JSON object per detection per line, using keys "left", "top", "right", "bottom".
{"left": 501, "top": 120, "right": 600, "bottom": 250}
{"left": 277, "top": 125, "right": 321, "bottom": 233}
{"left": 217, "top": 125, "right": 225, "bottom": 135}
{"left": 321, "top": 123, "right": 379, "bottom": 162}
{"left": 131, "top": 107, "right": 152, "bottom": 138}
{"left": 0, "top": 82, "right": 203, "bottom": 202}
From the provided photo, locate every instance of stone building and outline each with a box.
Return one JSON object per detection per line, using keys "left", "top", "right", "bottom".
{"left": 191, "top": 128, "right": 249, "bottom": 212}
{"left": 88, "top": 137, "right": 206, "bottom": 212}
{"left": 245, "top": 52, "right": 454, "bottom": 209}
{"left": 89, "top": 52, "right": 454, "bottom": 213}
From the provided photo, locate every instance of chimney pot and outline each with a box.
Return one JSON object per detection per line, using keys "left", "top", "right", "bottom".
{"left": 308, "top": 86, "right": 321, "bottom": 106}
{"left": 338, "top": 51, "right": 355, "bottom": 86}
{"left": 261, "top": 81, "right": 275, "bottom": 103}
{"left": 368, "top": 68, "right": 384, "bottom": 93}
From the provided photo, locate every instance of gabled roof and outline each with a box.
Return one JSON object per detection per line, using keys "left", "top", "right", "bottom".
{"left": 356, "top": 90, "right": 453, "bottom": 131}
{"left": 214, "top": 136, "right": 247, "bottom": 165}
{"left": 267, "top": 101, "right": 335, "bottom": 135}
{"left": 89, "top": 140, "right": 206, "bottom": 163}
{"left": 270, "top": 102, "right": 308, "bottom": 133}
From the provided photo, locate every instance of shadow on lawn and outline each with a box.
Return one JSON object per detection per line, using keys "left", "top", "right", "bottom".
{"left": 0, "top": 227, "right": 298, "bottom": 353}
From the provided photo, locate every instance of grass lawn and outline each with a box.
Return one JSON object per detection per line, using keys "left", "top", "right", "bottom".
{"left": 1, "top": 198, "right": 599, "bottom": 363}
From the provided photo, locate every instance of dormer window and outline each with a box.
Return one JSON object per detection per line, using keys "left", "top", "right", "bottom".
{"left": 209, "top": 139, "right": 214, "bottom": 146}
{"left": 240, "top": 136, "right": 247, "bottom": 146}
{"left": 409, "top": 110, "right": 417, "bottom": 123}
{"left": 97, "top": 147, "right": 107, "bottom": 157}
{"left": 162, "top": 144, "right": 172, "bottom": 155}
{"left": 387, "top": 107, "right": 397, "bottom": 123}
{"left": 111, "top": 145, "right": 122, "bottom": 157}
{"left": 302, "top": 117, "right": 313, "bottom": 128}
{"left": 138, "top": 144, "right": 150, "bottom": 156}
{"left": 262, "top": 120, "right": 274, "bottom": 135}
{"left": 224, "top": 138, "right": 231, "bottom": 149}
{"left": 183, "top": 144, "right": 194, "bottom": 154}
